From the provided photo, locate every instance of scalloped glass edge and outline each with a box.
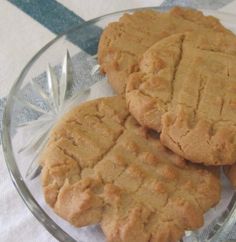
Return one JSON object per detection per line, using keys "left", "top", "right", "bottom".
{"left": 2, "top": 6, "right": 236, "bottom": 242}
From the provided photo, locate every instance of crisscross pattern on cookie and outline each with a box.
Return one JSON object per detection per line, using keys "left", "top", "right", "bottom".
{"left": 126, "top": 32, "right": 236, "bottom": 165}
{"left": 98, "top": 7, "right": 232, "bottom": 94}
{"left": 40, "top": 96, "right": 220, "bottom": 242}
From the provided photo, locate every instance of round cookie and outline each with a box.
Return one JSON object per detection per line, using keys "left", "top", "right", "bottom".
{"left": 98, "top": 7, "right": 232, "bottom": 94}
{"left": 40, "top": 96, "right": 220, "bottom": 242}
{"left": 126, "top": 31, "right": 236, "bottom": 166}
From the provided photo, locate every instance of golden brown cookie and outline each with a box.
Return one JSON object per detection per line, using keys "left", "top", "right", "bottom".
{"left": 126, "top": 31, "right": 236, "bottom": 166}
{"left": 40, "top": 96, "right": 220, "bottom": 242}
{"left": 98, "top": 7, "right": 232, "bottom": 94}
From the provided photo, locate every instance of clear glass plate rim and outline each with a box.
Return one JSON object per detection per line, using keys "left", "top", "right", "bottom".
{"left": 2, "top": 6, "right": 236, "bottom": 242}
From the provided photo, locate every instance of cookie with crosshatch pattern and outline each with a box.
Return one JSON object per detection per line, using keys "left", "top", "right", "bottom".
{"left": 39, "top": 96, "right": 220, "bottom": 242}
{"left": 126, "top": 30, "right": 236, "bottom": 166}
{"left": 98, "top": 6, "right": 232, "bottom": 94}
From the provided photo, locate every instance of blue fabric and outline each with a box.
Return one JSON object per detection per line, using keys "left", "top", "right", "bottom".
{"left": 8, "top": 0, "right": 102, "bottom": 55}
{"left": 9, "top": 0, "right": 85, "bottom": 34}
{"left": 161, "top": 0, "right": 234, "bottom": 9}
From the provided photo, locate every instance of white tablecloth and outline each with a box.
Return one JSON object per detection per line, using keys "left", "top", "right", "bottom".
{"left": 1, "top": 1, "right": 236, "bottom": 241}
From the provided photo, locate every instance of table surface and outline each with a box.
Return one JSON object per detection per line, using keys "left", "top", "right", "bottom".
{"left": 1, "top": 1, "right": 236, "bottom": 241}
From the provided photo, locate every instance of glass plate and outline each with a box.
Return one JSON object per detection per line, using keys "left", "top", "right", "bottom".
{"left": 2, "top": 6, "right": 236, "bottom": 242}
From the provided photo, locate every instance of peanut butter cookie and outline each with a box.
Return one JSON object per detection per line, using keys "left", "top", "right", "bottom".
{"left": 98, "top": 7, "right": 232, "bottom": 94}
{"left": 40, "top": 96, "right": 220, "bottom": 242}
{"left": 126, "top": 31, "right": 236, "bottom": 165}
